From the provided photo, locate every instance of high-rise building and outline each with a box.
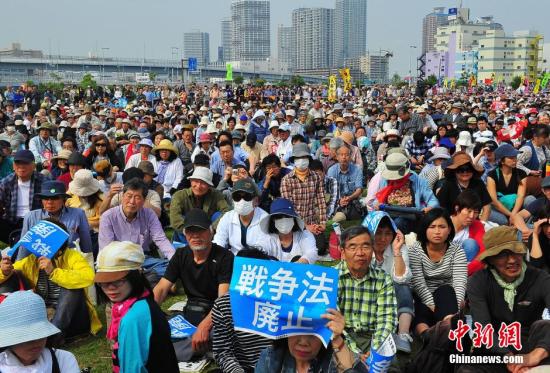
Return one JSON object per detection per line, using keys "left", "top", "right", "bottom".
{"left": 220, "top": 18, "right": 232, "bottom": 63}
{"left": 292, "top": 8, "right": 334, "bottom": 71}
{"left": 277, "top": 25, "right": 294, "bottom": 68}
{"left": 422, "top": 7, "right": 448, "bottom": 54}
{"left": 230, "top": 0, "right": 270, "bottom": 61}
{"left": 334, "top": 0, "right": 367, "bottom": 66}
{"left": 183, "top": 31, "right": 210, "bottom": 66}
{"left": 359, "top": 54, "right": 391, "bottom": 84}
{"left": 478, "top": 29, "right": 543, "bottom": 83}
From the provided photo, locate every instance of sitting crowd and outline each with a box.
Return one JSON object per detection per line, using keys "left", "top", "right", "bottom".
{"left": 0, "top": 83, "right": 549, "bottom": 373}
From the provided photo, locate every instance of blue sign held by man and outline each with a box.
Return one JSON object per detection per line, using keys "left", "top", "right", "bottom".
{"left": 230, "top": 257, "right": 339, "bottom": 347}
{"left": 11, "top": 220, "right": 69, "bottom": 259}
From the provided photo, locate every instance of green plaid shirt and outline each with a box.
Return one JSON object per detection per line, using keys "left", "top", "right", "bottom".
{"left": 336, "top": 261, "right": 397, "bottom": 353}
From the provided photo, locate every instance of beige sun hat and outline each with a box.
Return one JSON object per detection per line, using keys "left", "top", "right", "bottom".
{"left": 68, "top": 169, "right": 101, "bottom": 197}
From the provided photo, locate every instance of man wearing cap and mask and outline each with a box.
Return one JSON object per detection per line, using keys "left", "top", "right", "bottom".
{"left": 154, "top": 208, "right": 234, "bottom": 362}
{"left": 0, "top": 150, "right": 47, "bottom": 245}
{"left": 16, "top": 180, "right": 93, "bottom": 260}
{"left": 457, "top": 226, "right": 550, "bottom": 373}
{"left": 0, "top": 120, "right": 25, "bottom": 153}
{"left": 281, "top": 144, "right": 328, "bottom": 254}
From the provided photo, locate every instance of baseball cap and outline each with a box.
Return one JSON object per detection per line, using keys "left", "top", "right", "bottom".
{"left": 182, "top": 208, "right": 211, "bottom": 231}
{"left": 232, "top": 178, "right": 258, "bottom": 197}
{"left": 14, "top": 150, "right": 35, "bottom": 163}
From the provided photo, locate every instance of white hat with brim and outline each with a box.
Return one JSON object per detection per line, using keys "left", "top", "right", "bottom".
{"left": 428, "top": 147, "right": 451, "bottom": 162}
{"left": 94, "top": 241, "right": 145, "bottom": 283}
{"left": 382, "top": 153, "right": 410, "bottom": 181}
{"left": 0, "top": 291, "right": 60, "bottom": 348}
{"left": 188, "top": 166, "right": 214, "bottom": 187}
{"left": 457, "top": 131, "right": 473, "bottom": 147}
{"left": 68, "top": 169, "right": 101, "bottom": 197}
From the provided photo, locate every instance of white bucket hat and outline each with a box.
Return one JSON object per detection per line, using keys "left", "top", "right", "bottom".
{"left": 188, "top": 166, "right": 214, "bottom": 187}
{"left": 382, "top": 153, "right": 410, "bottom": 181}
{"left": 457, "top": 131, "right": 473, "bottom": 147}
{"left": 0, "top": 291, "right": 61, "bottom": 348}
{"left": 68, "top": 169, "right": 101, "bottom": 197}
{"left": 428, "top": 147, "right": 451, "bottom": 162}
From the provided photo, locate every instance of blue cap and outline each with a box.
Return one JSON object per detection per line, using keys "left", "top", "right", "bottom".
{"left": 362, "top": 211, "right": 397, "bottom": 235}
{"left": 13, "top": 150, "right": 35, "bottom": 163}
{"left": 240, "top": 115, "right": 248, "bottom": 121}
{"left": 37, "top": 181, "right": 68, "bottom": 198}
{"left": 495, "top": 143, "right": 519, "bottom": 161}
{"left": 269, "top": 198, "right": 299, "bottom": 218}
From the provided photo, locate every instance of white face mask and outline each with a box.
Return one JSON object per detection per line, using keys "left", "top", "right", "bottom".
{"left": 294, "top": 158, "right": 309, "bottom": 170}
{"left": 234, "top": 199, "right": 254, "bottom": 216}
{"left": 274, "top": 217, "right": 295, "bottom": 234}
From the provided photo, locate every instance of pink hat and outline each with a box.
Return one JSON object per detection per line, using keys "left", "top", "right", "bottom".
{"left": 198, "top": 133, "right": 212, "bottom": 143}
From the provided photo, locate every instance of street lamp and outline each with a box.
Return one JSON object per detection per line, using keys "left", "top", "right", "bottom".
{"left": 409, "top": 45, "right": 417, "bottom": 87}
{"left": 171, "top": 47, "right": 179, "bottom": 83}
{"left": 101, "top": 47, "right": 109, "bottom": 83}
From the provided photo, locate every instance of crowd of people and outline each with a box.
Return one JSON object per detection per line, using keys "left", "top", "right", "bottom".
{"left": 0, "top": 82, "right": 549, "bottom": 372}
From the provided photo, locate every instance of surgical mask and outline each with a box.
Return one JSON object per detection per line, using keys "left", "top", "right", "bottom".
{"left": 274, "top": 217, "right": 295, "bottom": 234}
{"left": 234, "top": 199, "right": 254, "bottom": 216}
{"left": 294, "top": 158, "right": 309, "bottom": 170}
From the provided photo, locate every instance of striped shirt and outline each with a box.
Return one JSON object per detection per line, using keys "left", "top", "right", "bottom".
{"left": 336, "top": 261, "right": 397, "bottom": 352}
{"left": 211, "top": 293, "right": 272, "bottom": 373}
{"left": 409, "top": 241, "right": 467, "bottom": 309}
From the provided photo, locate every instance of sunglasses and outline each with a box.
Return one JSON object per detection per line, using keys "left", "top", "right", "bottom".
{"left": 95, "top": 143, "right": 107, "bottom": 147}
{"left": 233, "top": 193, "right": 254, "bottom": 202}
{"left": 456, "top": 166, "right": 473, "bottom": 174}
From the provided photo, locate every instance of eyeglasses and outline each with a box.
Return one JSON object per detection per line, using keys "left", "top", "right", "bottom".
{"left": 99, "top": 278, "right": 127, "bottom": 289}
{"left": 95, "top": 143, "right": 107, "bottom": 147}
{"left": 233, "top": 193, "right": 254, "bottom": 202}
{"left": 456, "top": 166, "right": 473, "bottom": 174}
{"left": 344, "top": 243, "right": 373, "bottom": 253}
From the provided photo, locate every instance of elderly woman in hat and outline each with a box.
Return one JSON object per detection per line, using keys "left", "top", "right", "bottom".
{"left": 95, "top": 241, "right": 179, "bottom": 372}
{"left": 66, "top": 169, "right": 104, "bottom": 258}
{"left": 457, "top": 226, "right": 550, "bottom": 373}
{"left": 486, "top": 143, "right": 530, "bottom": 226}
{"left": 259, "top": 198, "right": 318, "bottom": 264}
{"left": 28, "top": 122, "right": 61, "bottom": 170}
{"left": 436, "top": 151, "right": 492, "bottom": 221}
{"left": 84, "top": 134, "right": 124, "bottom": 171}
{"left": 419, "top": 146, "right": 451, "bottom": 190}
{"left": 376, "top": 129, "right": 402, "bottom": 164}
{"left": 370, "top": 152, "right": 439, "bottom": 233}
{"left": 153, "top": 139, "right": 184, "bottom": 200}
{"left": 0, "top": 291, "right": 80, "bottom": 372}
{"left": 125, "top": 137, "right": 157, "bottom": 170}
{"left": 191, "top": 132, "right": 216, "bottom": 163}
{"left": 50, "top": 149, "right": 72, "bottom": 179}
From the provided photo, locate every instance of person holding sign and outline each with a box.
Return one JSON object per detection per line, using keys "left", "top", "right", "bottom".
{"left": 154, "top": 208, "right": 234, "bottom": 362}
{"left": 0, "top": 219, "right": 101, "bottom": 343}
{"left": 16, "top": 180, "right": 93, "bottom": 260}
{"left": 94, "top": 241, "right": 178, "bottom": 373}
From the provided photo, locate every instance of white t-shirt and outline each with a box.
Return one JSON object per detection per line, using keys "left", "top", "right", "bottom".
{"left": 453, "top": 227, "right": 470, "bottom": 246}
{"left": 16, "top": 179, "right": 31, "bottom": 218}
{"left": 0, "top": 349, "right": 80, "bottom": 373}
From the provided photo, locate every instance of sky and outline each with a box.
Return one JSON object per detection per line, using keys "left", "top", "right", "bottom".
{"left": 0, "top": 0, "right": 548, "bottom": 75}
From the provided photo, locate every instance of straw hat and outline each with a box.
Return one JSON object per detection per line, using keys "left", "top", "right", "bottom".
{"left": 51, "top": 149, "right": 72, "bottom": 161}
{"left": 153, "top": 139, "right": 179, "bottom": 156}
{"left": 94, "top": 241, "right": 145, "bottom": 283}
{"left": 0, "top": 291, "right": 61, "bottom": 348}
{"left": 69, "top": 169, "right": 101, "bottom": 197}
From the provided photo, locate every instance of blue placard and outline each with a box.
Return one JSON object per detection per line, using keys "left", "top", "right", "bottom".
{"left": 230, "top": 257, "right": 339, "bottom": 347}
{"left": 448, "top": 7, "right": 457, "bottom": 15}
{"left": 169, "top": 315, "right": 197, "bottom": 339}
{"left": 12, "top": 220, "right": 70, "bottom": 259}
{"left": 188, "top": 58, "right": 198, "bottom": 72}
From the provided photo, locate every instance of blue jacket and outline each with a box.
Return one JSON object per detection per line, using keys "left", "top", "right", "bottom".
{"left": 379, "top": 172, "right": 439, "bottom": 209}
{"left": 249, "top": 121, "right": 270, "bottom": 143}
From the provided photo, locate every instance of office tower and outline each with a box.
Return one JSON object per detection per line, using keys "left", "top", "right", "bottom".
{"left": 422, "top": 7, "right": 448, "bottom": 54}
{"left": 292, "top": 8, "right": 334, "bottom": 70}
{"left": 278, "top": 24, "right": 294, "bottom": 68}
{"left": 231, "top": 0, "right": 270, "bottom": 61}
{"left": 183, "top": 31, "right": 210, "bottom": 66}
{"left": 220, "top": 18, "right": 232, "bottom": 63}
{"left": 334, "top": 0, "right": 367, "bottom": 66}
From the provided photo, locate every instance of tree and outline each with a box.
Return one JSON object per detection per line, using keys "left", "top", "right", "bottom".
{"left": 148, "top": 72, "right": 157, "bottom": 82}
{"left": 80, "top": 73, "right": 97, "bottom": 90}
{"left": 254, "top": 78, "right": 266, "bottom": 87}
{"left": 276, "top": 80, "right": 289, "bottom": 87}
{"left": 391, "top": 73, "right": 403, "bottom": 86}
{"left": 234, "top": 75, "right": 244, "bottom": 85}
{"left": 426, "top": 75, "right": 438, "bottom": 86}
{"left": 290, "top": 75, "right": 305, "bottom": 87}
{"left": 511, "top": 76, "right": 522, "bottom": 90}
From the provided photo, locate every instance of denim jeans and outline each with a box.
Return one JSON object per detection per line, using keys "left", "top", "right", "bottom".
{"left": 461, "top": 238, "right": 480, "bottom": 262}
{"left": 142, "top": 255, "right": 169, "bottom": 288}
{"left": 489, "top": 195, "right": 537, "bottom": 226}
{"left": 52, "top": 288, "right": 90, "bottom": 338}
{"left": 394, "top": 283, "right": 415, "bottom": 317}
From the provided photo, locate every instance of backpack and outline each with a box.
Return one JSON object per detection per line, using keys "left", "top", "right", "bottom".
{"left": 0, "top": 272, "right": 27, "bottom": 304}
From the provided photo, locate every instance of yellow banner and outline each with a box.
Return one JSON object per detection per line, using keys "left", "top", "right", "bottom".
{"left": 339, "top": 68, "right": 352, "bottom": 93}
{"left": 443, "top": 78, "right": 448, "bottom": 88}
{"left": 534, "top": 79, "right": 542, "bottom": 94}
{"left": 328, "top": 75, "right": 337, "bottom": 102}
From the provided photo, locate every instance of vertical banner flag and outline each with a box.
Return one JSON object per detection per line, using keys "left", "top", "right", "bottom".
{"left": 230, "top": 257, "right": 339, "bottom": 347}
{"left": 339, "top": 68, "right": 352, "bottom": 93}
{"left": 541, "top": 72, "right": 550, "bottom": 90}
{"left": 534, "top": 79, "right": 542, "bottom": 94}
{"left": 11, "top": 220, "right": 69, "bottom": 259}
{"left": 226, "top": 63, "right": 233, "bottom": 81}
{"left": 328, "top": 75, "right": 337, "bottom": 102}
